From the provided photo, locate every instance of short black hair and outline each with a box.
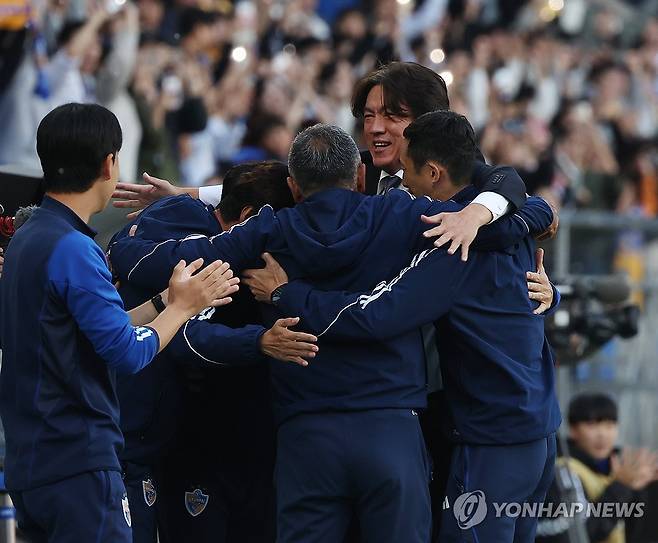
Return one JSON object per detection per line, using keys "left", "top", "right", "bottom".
{"left": 37, "top": 103, "right": 122, "bottom": 193}
{"left": 218, "top": 161, "right": 294, "bottom": 222}
{"left": 568, "top": 393, "right": 618, "bottom": 425}
{"left": 287, "top": 124, "right": 361, "bottom": 194}
{"left": 403, "top": 111, "right": 476, "bottom": 186}
{"left": 179, "top": 8, "right": 217, "bottom": 39}
{"left": 352, "top": 62, "right": 449, "bottom": 120}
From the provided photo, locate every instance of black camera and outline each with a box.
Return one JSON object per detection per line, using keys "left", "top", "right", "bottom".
{"left": 546, "top": 275, "right": 640, "bottom": 365}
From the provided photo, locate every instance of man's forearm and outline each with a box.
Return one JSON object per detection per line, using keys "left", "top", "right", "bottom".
{"left": 148, "top": 306, "right": 192, "bottom": 354}
{"left": 128, "top": 299, "right": 158, "bottom": 326}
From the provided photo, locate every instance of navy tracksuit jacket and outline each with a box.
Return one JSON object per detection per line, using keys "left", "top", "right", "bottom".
{"left": 272, "top": 185, "right": 562, "bottom": 446}
{"left": 0, "top": 196, "right": 161, "bottom": 542}
{"left": 0, "top": 196, "right": 160, "bottom": 492}
{"left": 110, "top": 195, "right": 269, "bottom": 466}
{"left": 109, "top": 195, "right": 275, "bottom": 543}
{"left": 109, "top": 184, "right": 554, "bottom": 542}
{"left": 109, "top": 186, "right": 554, "bottom": 426}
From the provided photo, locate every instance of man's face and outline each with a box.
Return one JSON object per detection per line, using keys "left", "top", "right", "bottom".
{"left": 570, "top": 420, "right": 619, "bottom": 461}
{"left": 363, "top": 85, "right": 412, "bottom": 173}
{"left": 399, "top": 143, "right": 433, "bottom": 198}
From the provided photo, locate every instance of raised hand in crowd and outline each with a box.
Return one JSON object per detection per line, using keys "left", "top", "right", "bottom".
{"left": 611, "top": 448, "right": 658, "bottom": 491}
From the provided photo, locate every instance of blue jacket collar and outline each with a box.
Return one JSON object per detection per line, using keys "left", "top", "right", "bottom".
{"left": 303, "top": 187, "right": 359, "bottom": 203}
{"left": 40, "top": 195, "right": 97, "bottom": 239}
{"left": 451, "top": 185, "right": 478, "bottom": 204}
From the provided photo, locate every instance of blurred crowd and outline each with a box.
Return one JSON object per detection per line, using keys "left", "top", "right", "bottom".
{"left": 1, "top": 0, "right": 658, "bottom": 218}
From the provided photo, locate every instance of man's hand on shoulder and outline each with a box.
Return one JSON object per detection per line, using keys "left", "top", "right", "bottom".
{"left": 242, "top": 253, "right": 289, "bottom": 303}
{"left": 421, "top": 203, "right": 492, "bottom": 262}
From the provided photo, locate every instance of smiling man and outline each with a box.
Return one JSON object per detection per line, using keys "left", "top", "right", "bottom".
{"left": 112, "top": 62, "right": 530, "bottom": 257}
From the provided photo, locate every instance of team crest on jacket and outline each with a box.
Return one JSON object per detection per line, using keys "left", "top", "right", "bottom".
{"left": 185, "top": 488, "right": 209, "bottom": 517}
{"left": 142, "top": 479, "right": 157, "bottom": 507}
{"left": 121, "top": 493, "right": 132, "bottom": 527}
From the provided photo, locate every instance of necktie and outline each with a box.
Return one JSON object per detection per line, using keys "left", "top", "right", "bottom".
{"left": 379, "top": 175, "right": 402, "bottom": 195}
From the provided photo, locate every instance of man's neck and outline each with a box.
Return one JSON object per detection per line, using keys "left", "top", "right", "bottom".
{"left": 431, "top": 186, "right": 457, "bottom": 202}
{"left": 46, "top": 191, "right": 99, "bottom": 224}
{"left": 216, "top": 211, "right": 233, "bottom": 232}
{"left": 382, "top": 162, "right": 403, "bottom": 175}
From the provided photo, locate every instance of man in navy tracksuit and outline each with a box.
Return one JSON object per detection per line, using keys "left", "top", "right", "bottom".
{"left": 254, "top": 112, "right": 561, "bottom": 543}
{"left": 109, "top": 161, "right": 312, "bottom": 543}
{"left": 0, "top": 103, "right": 236, "bottom": 542}
{"left": 109, "top": 123, "right": 555, "bottom": 543}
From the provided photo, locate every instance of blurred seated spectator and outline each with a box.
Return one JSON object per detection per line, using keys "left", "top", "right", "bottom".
{"left": 536, "top": 393, "right": 658, "bottom": 543}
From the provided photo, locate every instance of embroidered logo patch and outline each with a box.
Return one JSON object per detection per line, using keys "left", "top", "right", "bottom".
{"left": 142, "top": 479, "right": 157, "bottom": 507}
{"left": 121, "top": 494, "right": 132, "bottom": 527}
{"left": 185, "top": 488, "right": 209, "bottom": 517}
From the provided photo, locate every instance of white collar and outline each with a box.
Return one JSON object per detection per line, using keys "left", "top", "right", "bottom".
{"left": 379, "top": 169, "right": 404, "bottom": 181}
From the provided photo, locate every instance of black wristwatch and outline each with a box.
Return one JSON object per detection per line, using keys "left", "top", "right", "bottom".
{"left": 271, "top": 285, "right": 286, "bottom": 306}
{"left": 151, "top": 293, "right": 166, "bottom": 313}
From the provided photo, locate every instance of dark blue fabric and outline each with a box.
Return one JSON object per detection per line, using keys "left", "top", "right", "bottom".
{"left": 0, "top": 196, "right": 159, "bottom": 491}
{"left": 275, "top": 409, "right": 431, "bottom": 543}
{"left": 440, "top": 434, "right": 557, "bottom": 543}
{"left": 272, "top": 189, "right": 560, "bottom": 444}
{"left": 109, "top": 195, "right": 276, "bottom": 542}
{"left": 10, "top": 470, "right": 132, "bottom": 543}
{"left": 109, "top": 188, "right": 553, "bottom": 425}
{"left": 158, "top": 450, "right": 275, "bottom": 543}
{"left": 109, "top": 195, "right": 269, "bottom": 464}
{"left": 123, "top": 462, "right": 158, "bottom": 543}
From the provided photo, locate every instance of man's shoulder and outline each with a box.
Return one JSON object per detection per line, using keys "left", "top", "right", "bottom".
{"left": 147, "top": 193, "right": 210, "bottom": 217}
{"left": 47, "top": 230, "right": 107, "bottom": 282}
{"left": 114, "top": 194, "right": 218, "bottom": 244}
{"left": 11, "top": 207, "right": 77, "bottom": 252}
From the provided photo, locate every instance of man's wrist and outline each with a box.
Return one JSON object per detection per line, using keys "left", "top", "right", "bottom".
{"left": 465, "top": 202, "right": 493, "bottom": 226}
{"left": 151, "top": 293, "right": 166, "bottom": 313}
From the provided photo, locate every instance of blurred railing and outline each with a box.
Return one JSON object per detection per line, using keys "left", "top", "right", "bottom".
{"left": 550, "top": 210, "right": 658, "bottom": 449}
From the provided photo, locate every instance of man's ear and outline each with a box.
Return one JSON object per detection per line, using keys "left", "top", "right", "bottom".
{"left": 239, "top": 205, "right": 255, "bottom": 222}
{"left": 287, "top": 177, "right": 304, "bottom": 203}
{"left": 101, "top": 153, "right": 114, "bottom": 181}
{"left": 356, "top": 162, "right": 366, "bottom": 193}
{"left": 428, "top": 161, "right": 446, "bottom": 187}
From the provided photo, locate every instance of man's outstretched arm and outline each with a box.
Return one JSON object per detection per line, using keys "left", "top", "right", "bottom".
{"left": 112, "top": 173, "right": 224, "bottom": 219}
{"left": 247, "top": 248, "right": 467, "bottom": 341}
{"left": 422, "top": 195, "right": 555, "bottom": 260}
{"left": 167, "top": 314, "right": 317, "bottom": 368}
{"left": 109, "top": 205, "right": 276, "bottom": 292}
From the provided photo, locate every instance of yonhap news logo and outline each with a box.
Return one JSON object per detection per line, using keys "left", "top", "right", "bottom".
{"left": 453, "top": 491, "right": 488, "bottom": 529}
{"left": 446, "top": 490, "right": 645, "bottom": 529}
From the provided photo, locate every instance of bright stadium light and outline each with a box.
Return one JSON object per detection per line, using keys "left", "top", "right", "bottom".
{"left": 439, "top": 70, "right": 453, "bottom": 86}
{"left": 430, "top": 48, "right": 445, "bottom": 64}
{"left": 548, "top": 0, "right": 564, "bottom": 10}
{"left": 539, "top": 6, "right": 557, "bottom": 22}
{"left": 231, "top": 46, "right": 248, "bottom": 63}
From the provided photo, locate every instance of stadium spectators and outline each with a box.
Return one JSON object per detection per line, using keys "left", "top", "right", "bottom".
{"left": 0, "top": 0, "right": 655, "bottom": 214}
